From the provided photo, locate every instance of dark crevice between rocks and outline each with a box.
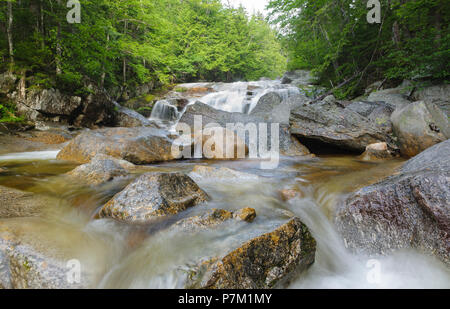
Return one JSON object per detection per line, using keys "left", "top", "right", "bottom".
{"left": 295, "top": 136, "right": 363, "bottom": 156}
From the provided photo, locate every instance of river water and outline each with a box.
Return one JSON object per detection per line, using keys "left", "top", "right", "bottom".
{"left": 0, "top": 80, "right": 449, "bottom": 289}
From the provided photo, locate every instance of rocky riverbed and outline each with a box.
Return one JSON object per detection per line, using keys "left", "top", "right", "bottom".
{"left": 0, "top": 72, "right": 449, "bottom": 289}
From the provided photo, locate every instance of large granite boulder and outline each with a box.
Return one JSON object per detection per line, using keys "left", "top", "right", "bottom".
{"left": 391, "top": 101, "right": 449, "bottom": 157}
{"left": 99, "top": 172, "right": 209, "bottom": 224}
{"left": 345, "top": 101, "right": 395, "bottom": 134}
{"left": 66, "top": 154, "right": 135, "bottom": 186}
{"left": 335, "top": 140, "right": 450, "bottom": 266}
{"left": 178, "top": 102, "right": 310, "bottom": 157}
{"left": 17, "top": 89, "right": 82, "bottom": 119}
{"left": 56, "top": 127, "right": 178, "bottom": 164}
{"left": 290, "top": 100, "right": 395, "bottom": 152}
{"left": 186, "top": 218, "right": 316, "bottom": 289}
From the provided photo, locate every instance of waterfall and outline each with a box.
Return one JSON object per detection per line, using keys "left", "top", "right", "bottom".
{"left": 148, "top": 79, "right": 304, "bottom": 128}
{"left": 150, "top": 100, "right": 180, "bottom": 122}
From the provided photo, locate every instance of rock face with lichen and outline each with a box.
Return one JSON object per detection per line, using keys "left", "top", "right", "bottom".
{"left": 99, "top": 172, "right": 209, "bottom": 224}
{"left": 66, "top": 154, "right": 135, "bottom": 186}
{"left": 185, "top": 218, "right": 316, "bottom": 289}
{"left": 336, "top": 140, "right": 450, "bottom": 266}
{"left": 57, "top": 127, "right": 178, "bottom": 164}
{"left": 189, "top": 165, "right": 260, "bottom": 181}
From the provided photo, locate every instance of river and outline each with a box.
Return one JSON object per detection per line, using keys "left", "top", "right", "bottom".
{"left": 0, "top": 79, "right": 449, "bottom": 289}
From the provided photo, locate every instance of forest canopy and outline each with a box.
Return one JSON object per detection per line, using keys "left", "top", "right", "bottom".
{"left": 0, "top": 0, "right": 286, "bottom": 95}
{"left": 268, "top": 0, "right": 449, "bottom": 98}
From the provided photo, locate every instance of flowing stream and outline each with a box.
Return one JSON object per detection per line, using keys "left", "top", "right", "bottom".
{"left": 0, "top": 81, "right": 449, "bottom": 289}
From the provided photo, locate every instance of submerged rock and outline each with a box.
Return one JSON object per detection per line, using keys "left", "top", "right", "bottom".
{"left": 56, "top": 127, "right": 178, "bottom": 164}
{"left": 0, "top": 218, "right": 109, "bottom": 289}
{"left": 66, "top": 154, "right": 135, "bottom": 186}
{"left": 290, "top": 100, "right": 395, "bottom": 152}
{"left": 391, "top": 101, "right": 449, "bottom": 157}
{"left": 170, "top": 208, "right": 256, "bottom": 234}
{"left": 0, "top": 186, "right": 53, "bottom": 219}
{"left": 336, "top": 140, "right": 450, "bottom": 266}
{"left": 189, "top": 165, "right": 260, "bottom": 181}
{"left": 185, "top": 218, "right": 316, "bottom": 289}
{"left": 99, "top": 172, "right": 209, "bottom": 224}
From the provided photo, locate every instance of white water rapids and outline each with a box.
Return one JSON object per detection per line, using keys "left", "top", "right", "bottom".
{"left": 150, "top": 79, "right": 304, "bottom": 123}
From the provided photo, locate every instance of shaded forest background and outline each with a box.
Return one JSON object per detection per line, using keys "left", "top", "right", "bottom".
{"left": 0, "top": 0, "right": 448, "bottom": 122}
{"left": 268, "top": 0, "right": 449, "bottom": 98}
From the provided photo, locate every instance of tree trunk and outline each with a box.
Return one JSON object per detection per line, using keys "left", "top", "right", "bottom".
{"left": 7, "top": 0, "right": 14, "bottom": 66}
{"left": 56, "top": 0, "right": 62, "bottom": 75}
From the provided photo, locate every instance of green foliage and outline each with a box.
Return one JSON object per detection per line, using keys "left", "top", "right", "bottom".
{"left": 268, "top": 0, "right": 449, "bottom": 98}
{"left": 0, "top": 0, "right": 286, "bottom": 97}
{"left": 0, "top": 100, "right": 23, "bottom": 123}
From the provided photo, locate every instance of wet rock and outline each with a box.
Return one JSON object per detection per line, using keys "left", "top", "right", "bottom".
{"left": 66, "top": 154, "right": 135, "bottom": 186}
{"left": 99, "top": 172, "right": 209, "bottom": 224}
{"left": 185, "top": 218, "right": 316, "bottom": 289}
{"left": 290, "top": 100, "right": 395, "bottom": 152}
{"left": 189, "top": 165, "right": 260, "bottom": 181}
{"left": 412, "top": 83, "right": 450, "bottom": 116}
{"left": 359, "top": 142, "right": 394, "bottom": 161}
{"left": 171, "top": 209, "right": 234, "bottom": 233}
{"left": 0, "top": 218, "right": 108, "bottom": 289}
{"left": 233, "top": 208, "right": 257, "bottom": 223}
{"left": 336, "top": 140, "right": 450, "bottom": 266}
{"left": 279, "top": 188, "right": 303, "bottom": 201}
{"left": 0, "top": 186, "right": 53, "bottom": 219}
{"left": 391, "top": 101, "right": 449, "bottom": 157}
{"left": 56, "top": 127, "right": 178, "bottom": 164}
{"left": 179, "top": 102, "right": 310, "bottom": 157}
{"left": 21, "top": 129, "right": 73, "bottom": 145}
{"left": 171, "top": 208, "right": 256, "bottom": 234}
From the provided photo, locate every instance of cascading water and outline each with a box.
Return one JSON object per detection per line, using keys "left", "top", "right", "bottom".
{"left": 148, "top": 79, "right": 304, "bottom": 124}
{"left": 150, "top": 100, "right": 180, "bottom": 122}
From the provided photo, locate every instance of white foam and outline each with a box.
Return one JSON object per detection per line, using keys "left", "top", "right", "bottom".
{"left": 0, "top": 151, "right": 59, "bottom": 162}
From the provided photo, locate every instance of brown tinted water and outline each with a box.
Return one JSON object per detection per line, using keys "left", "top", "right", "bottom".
{"left": 0, "top": 151, "right": 449, "bottom": 288}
